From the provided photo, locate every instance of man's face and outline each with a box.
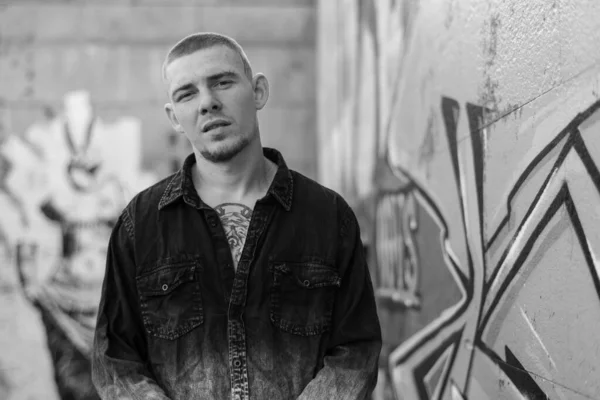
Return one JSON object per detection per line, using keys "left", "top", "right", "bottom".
{"left": 164, "top": 45, "right": 266, "bottom": 163}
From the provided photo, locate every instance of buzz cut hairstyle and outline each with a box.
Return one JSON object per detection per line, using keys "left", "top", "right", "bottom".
{"left": 161, "top": 32, "right": 253, "bottom": 82}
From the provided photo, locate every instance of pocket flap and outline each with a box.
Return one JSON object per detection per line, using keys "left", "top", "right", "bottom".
{"left": 137, "top": 265, "right": 197, "bottom": 296}
{"left": 274, "top": 263, "right": 341, "bottom": 289}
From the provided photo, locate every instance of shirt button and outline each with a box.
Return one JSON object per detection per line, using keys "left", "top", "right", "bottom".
{"left": 303, "top": 280, "right": 311, "bottom": 287}
{"left": 233, "top": 360, "right": 241, "bottom": 368}
{"left": 162, "top": 284, "right": 168, "bottom": 291}
{"left": 209, "top": 218, "right": 217, "bottom": 228}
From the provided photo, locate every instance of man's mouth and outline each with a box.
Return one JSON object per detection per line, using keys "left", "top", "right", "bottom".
{"left": 202, "top": 120, "right": 231, "bottom": 133}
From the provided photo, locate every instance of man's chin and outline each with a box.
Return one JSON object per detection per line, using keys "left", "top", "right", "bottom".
{"left": 200, "top": 139, "right": 249, "bottom": 163}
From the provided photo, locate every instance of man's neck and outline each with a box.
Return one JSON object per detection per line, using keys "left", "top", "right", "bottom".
{"left": 191, "top": 141, "right": 276, "bottom": 208}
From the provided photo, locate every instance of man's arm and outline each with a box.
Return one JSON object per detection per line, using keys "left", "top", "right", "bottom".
{"left": 298, "top": 205, "right": 382, "bottom": 400}
{"left": 92, "top": 210, "right": 170, "bottom": 400}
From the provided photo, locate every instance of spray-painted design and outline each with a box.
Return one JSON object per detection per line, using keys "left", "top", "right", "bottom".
{"left": 0, "top": 91, "right": 156, "bottom": 400}
{"left": 388, "top": 98, "right": 600, "bottom": 400}
{"left": 318, "top": 0, "right": 600, "bottom": 399}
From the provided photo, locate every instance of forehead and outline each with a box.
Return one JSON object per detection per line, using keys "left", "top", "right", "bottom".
{"left": 165, "top": 45, "right": 245, "bottom": 86}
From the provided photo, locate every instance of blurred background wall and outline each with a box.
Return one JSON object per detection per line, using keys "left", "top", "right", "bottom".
{"left": 318, "top": 0, "right": 600, "bottom": 399}
{"left": 0, "top": 0, "right": 317, "bottom": 178}
{"left": 0, "top": 1, "right": 315, "bottom": 399}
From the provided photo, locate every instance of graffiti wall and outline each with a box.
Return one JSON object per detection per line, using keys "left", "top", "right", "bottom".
{"left": 317, "top": 0, "right": 600, "bottom": 399}
{"left": 0, "top": 91, "right": 156, "bottom": 399}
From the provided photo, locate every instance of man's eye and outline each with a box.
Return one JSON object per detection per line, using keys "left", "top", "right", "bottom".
{"left": 178, "top": 93, "right": 192, "bottom": 101}
{"left": 216, "top": 80, "right": 232, "bottom": 88}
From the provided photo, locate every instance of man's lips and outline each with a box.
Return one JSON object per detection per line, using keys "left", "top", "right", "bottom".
{"left": 202, "top": 120, "right": 231, "bottom": 133}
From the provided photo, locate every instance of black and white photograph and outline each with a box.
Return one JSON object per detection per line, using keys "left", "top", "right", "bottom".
{"left": 0, "top": 1, "right": 599, "bottom": 399}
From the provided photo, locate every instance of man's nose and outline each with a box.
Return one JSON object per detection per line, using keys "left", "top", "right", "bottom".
{"left": 199, "top": 92, "right": 222, "bottom": 115}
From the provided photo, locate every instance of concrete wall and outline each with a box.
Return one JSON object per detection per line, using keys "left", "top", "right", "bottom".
{"left": 0, "top": 2, "right": 315, "bottom": 399}
{"left": 318, "top": 0, "right": 600, "bottom": 399}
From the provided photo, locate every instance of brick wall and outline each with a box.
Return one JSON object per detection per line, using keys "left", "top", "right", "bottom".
{"left": 0, "top": 0, "right": 317, "bottom": 179}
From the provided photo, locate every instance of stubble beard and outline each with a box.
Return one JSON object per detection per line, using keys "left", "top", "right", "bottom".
{"left": 200, "top": 133, "right": 252, "bottom": 163}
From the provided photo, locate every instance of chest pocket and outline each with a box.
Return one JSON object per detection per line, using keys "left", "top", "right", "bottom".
{"left": 270, "top": 261, "right": 341, "bottom": 336}
{"left": 136, "top": 260, "right": 203, "bottom": 340}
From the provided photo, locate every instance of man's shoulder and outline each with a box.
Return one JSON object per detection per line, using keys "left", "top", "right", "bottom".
{"left": 289, "top": 170, "right": 358, "bottom": 239}
{"left": 289, "top": 169, "right": 352, "bottom": 213}
{"left": 121, "top": 172, "right": 177, "bottom": 219}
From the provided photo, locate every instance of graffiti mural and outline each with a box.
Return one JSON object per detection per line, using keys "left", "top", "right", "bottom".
{"left": 387, "top": 96, "right": 600, "bottom": 400}
{"left": 0, "top": 91, "right": 157, "bottom": 400}
{"left": 318, "top": 0, "right": 600, "bottom": 399}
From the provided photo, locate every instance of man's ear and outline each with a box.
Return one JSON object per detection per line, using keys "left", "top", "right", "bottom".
{"left": 164, "top": 103, "right": 184, "bottom": 133}
{"left": 252, "top": 73, "right": 269, "bottom": 110}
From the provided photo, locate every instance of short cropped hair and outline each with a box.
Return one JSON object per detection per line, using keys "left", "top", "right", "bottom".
{"left": 162, "top": 32, "right": 253, "bottom": 82}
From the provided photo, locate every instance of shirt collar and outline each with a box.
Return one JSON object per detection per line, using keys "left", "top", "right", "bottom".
{"left": 158, "top": 147, "right": 293, "bottom": 212}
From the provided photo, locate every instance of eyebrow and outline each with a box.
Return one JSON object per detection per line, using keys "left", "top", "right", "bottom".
{"left": 171, "top": 83, "right": 195, "bottom": 99}
{"left": 207, "top": 70, "right": 239, "bottom": 84}
{"left": 171, "top": 70, "right": 240, "bottom": 99}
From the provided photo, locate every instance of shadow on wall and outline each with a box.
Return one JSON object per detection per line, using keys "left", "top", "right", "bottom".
{"left": 318, "top": 0, "right": 600, "bottom": 399}
{"left": 0, "top": 91, "right": 157, "bottom": 400}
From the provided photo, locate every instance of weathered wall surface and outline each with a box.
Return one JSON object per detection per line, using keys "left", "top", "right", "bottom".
{"left": 0, "top": 2, "right": 316, "bottom": 399}
{"left": 318, "top": 0, "right": 600, "bottom": 399}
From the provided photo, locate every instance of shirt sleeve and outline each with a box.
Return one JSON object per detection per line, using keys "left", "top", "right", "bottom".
{"left": 297, "top": 203, "right": 382, "bottom": 399}
{"left": 91, "top": 209, "right": 171, "bottom": 400}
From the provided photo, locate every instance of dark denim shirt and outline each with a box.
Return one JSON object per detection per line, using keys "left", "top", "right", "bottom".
{"left": 91, "top": 148, "right": 382, "bottom": 400}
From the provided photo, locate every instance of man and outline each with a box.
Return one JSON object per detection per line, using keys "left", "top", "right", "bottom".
{"left": 92, "top": 32, "right": 381, "bottom": 400}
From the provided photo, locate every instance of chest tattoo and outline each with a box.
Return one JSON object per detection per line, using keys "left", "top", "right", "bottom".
{"left": 214, "top": 203, "right": 253, "bottom": 268}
